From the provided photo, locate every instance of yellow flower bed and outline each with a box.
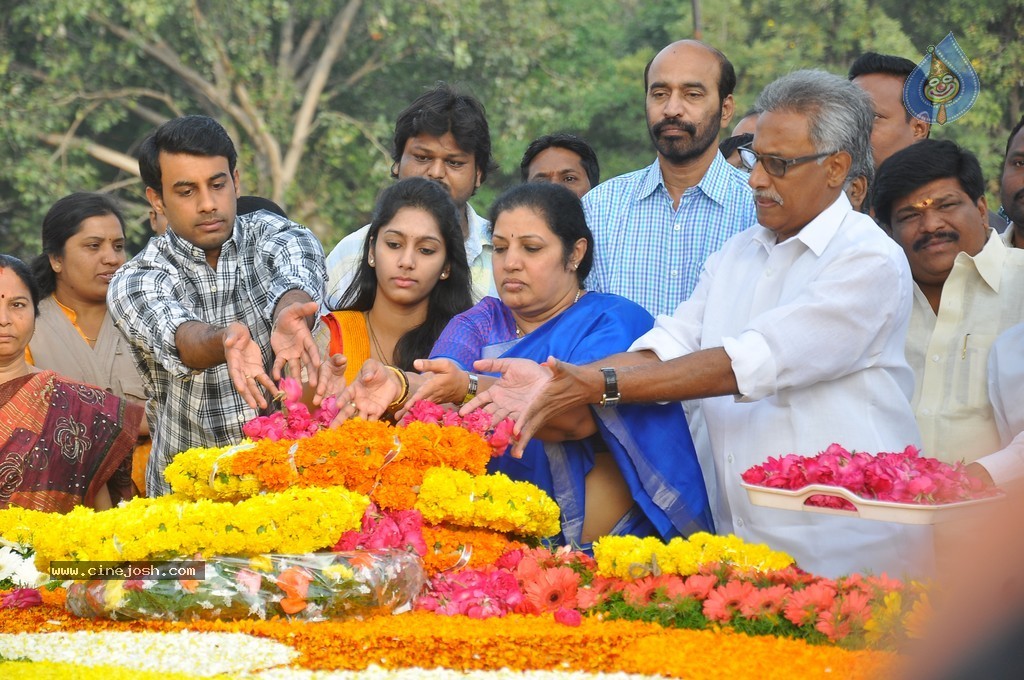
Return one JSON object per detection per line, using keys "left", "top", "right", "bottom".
{"left": 593, "top": 533, "right": 795, "bottom": 579}
{"left": 414, "top": 468, "right": 561, "bottom": 538}
{"left": 9, "top": 486, "right": 368, "bottom": 569}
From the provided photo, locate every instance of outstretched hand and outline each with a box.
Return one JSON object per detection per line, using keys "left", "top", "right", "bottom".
{"left": 461, "top": 356, "right": 599, "bottom": 457}
{"left": 224, "top": 322, "right": 277, "bottom": 410}
{"left": 396, "top": 358, "right": 467, "bottom": 419}
{"left": 331, "top": 358, "right": 402, "bottom": 426}
{"left": 312, "top": 353, "right": 347, "bottom": 407}
{"left": 271, "top": 301, "right": 322, "bottom": 385}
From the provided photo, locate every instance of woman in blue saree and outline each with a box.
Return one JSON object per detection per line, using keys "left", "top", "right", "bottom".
{"left": 341, "top": 183, "right": 712, "bottom": 548}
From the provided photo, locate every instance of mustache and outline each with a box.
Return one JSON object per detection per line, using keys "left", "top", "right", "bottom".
{"left": 913, "top": 230, "right": 960, "bottom": 252}
{"left": 753, "top": 189, "right": 784, "bottom": 205}
{"left": 652, "top": 119, "right": 697, "bottom": 137}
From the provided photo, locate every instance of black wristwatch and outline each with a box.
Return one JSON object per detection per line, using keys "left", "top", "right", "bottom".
{"left": 599, "top": 367, "right": 620, "bottom": 407}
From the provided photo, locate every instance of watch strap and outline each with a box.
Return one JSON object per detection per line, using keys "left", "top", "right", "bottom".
{"left": 599, "top": 367, "right": 620, "bottom": 407}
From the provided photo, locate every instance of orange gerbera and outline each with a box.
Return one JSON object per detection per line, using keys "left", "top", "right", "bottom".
{"left": 521, "top": 566, "right": 579, "bottom": 614}
{"left": 276, "top": 566, "right": 312, "bottom": 614}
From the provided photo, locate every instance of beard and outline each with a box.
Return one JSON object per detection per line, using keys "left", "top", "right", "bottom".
{"left": 1002, "top": 187, "right": 1024, "bottom": 228}
{"left": 648, "top": 113, "right": 721, "bottom": 165}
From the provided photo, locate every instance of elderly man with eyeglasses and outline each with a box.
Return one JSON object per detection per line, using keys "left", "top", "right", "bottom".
{"left": 466, "top": 70, "right": 933, "bottom": 580}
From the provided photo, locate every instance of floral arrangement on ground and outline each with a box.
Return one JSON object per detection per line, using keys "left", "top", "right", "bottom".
{"left": 0, "top": 393, "right": 927, "bottom": 677}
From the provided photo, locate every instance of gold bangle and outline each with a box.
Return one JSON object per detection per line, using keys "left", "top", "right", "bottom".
{"left": 385, "top": 365, "right": 410, "bottom": 414}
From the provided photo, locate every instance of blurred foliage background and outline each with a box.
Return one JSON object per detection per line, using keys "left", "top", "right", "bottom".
{"left": 1, "top": 0, "right": 1020, "bottom": 258}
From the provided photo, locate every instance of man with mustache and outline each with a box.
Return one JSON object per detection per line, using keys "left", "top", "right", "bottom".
{"left": 872, "top": 139, "right": 1024, "bottom": 466}
{"left": 324, "top": 83, "right": 497, "bottom": 308}
{"left": 468, "top": 71, "right": 932, "bottom": 579}
{"left": 108, "top": 115, "right": 331, "bottom": 495}
{"left": 999, "top": 115, "right": 1024, "bottom": 249}
{"left": 582, "top": 40, "right": 755, "bottom": 317}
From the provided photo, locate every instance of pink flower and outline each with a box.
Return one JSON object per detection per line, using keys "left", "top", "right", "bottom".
{"left": 0, "top": 588, "right": 42, "bottom": 609}
{"left": 488, "top": 419, "right": 515, "bottom": 456}
{"left": 460, "top": 409, "right": 494, "bottom": 437}
{"left": 681, "top": 574, "right": 718, "bottom": 601}
{"left": 236, "top": 568, "right": 263, "bottom": 595}
{"left": 123, "top": 579, "right": 147, "bottom": 592}
{"left": 739, "top": 584, "right": 791, "bottom": 618}
{"left": 279, "top": 377, "right": 303, "bottom": 405}
{"left": 816, "top": 605, "right": 852, "bottom": 641}
{"left": 400, "top": 400, "right": 446, "bottom": 426}
{"left": 554, "top": 606, "right": 582, "bottom": 626}
{"left": 494, "top": 548, "right": 524, "bottom": 571}
{"left": 783, "top": 581, "right": 836, "bottom": 626}
{"left": 521, "top": 566, "right": 579, "bottom": 614}
{"left": 703, "top": 580, "right": 756, "bottom": 622}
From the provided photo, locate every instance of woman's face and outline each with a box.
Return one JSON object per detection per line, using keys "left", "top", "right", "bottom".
{"left": 371, "top": 206, "right": 450, "bottom": 308}
{"left": 492, "top": 206, "right": 583, "bottom": 319}
{"left": 0, "top": 268, "right": 36, "bottom": 363}
{"left": 50, "top": 214, "right": 126, "bottom": 306}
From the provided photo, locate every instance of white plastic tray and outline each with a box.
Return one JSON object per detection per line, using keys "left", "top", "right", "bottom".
{"left": 741, "top": 482, "right": 1004, "bottom": 524}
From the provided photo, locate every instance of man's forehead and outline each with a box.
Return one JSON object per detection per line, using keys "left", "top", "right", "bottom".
{"left": 405, "top": 133, "right": 471, "bottom": 157}
{"left": 648, "top": 44, "right": 719, "bottom": 87}
{"left": 158, "top": 151, "right": 231, "bottom": 177}
{"left": 530, "top": 147, "right": 585, "bottom": 172}
{"left": 894, "top": 178, "right": 970, "bottom": 210}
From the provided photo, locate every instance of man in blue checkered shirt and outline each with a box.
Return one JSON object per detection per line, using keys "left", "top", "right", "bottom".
{"left": 584, "top": 40, "right": 756, "bottom": 317}
{"left": 109, "top": 116, "right": 333, "bottom": 495}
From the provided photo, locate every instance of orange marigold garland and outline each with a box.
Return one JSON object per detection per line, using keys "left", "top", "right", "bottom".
{"left": 420, "top": 525, "right": 525, "bottom": 576}
{"left": 166, "top": 419, "right": 492, "bottom": 510}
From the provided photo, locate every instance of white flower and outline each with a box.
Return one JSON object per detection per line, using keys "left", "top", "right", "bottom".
{"left": 0, "top": 545, "right": 44, "bottom": 587}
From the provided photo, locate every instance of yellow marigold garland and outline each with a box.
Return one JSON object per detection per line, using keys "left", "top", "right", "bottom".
{"left": 0, "top": 505, "right": 52, "bottom": 547}
{"left": 164, "top": 420, "right": 492, "bottom": 510}
{"left": 593, "top": 533, "right": 795, "bottom": 579}
{"left": 414, "top": 468, "right": 560, "bottom": 538}
{"left": 27, "top": 486, "right": 368, "bottom": 569}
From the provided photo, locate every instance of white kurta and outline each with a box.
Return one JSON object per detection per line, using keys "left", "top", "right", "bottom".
{"left": 631, "top": 194, "right": 934, "bottom": 579}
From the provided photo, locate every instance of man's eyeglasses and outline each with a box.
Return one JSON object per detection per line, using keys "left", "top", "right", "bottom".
{"left": 738, "top": 146, "right": 836, "bottom": 178}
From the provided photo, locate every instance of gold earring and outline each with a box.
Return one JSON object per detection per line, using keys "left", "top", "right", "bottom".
{"left": 368, "top": 257, "right": 375, "bottom": 267}
{"left": 440, "top": 271, "right": 448, "bottom": 280}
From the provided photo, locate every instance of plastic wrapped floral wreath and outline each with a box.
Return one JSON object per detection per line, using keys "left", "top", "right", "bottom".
{"left": 64, "top": 549, "right": 425, "bottom": 622}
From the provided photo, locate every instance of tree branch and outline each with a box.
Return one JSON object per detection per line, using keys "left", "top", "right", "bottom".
{"left": 39, "top": 133, "right": 140, "bottom": 175}
{"left": 289, "top": 19, "right": 324, "bottom": 77}
{"left": 281, "top": 0, "right": 363, "bottom": 190}
{"left": 89, "top": 13, "right": 249, "bottom": 125}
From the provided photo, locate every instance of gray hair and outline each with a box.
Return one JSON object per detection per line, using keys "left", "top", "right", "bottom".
{"left": 755, "top": 69, "right": 873, "bottom": 182}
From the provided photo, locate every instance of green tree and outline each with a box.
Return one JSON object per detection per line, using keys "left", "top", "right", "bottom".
{"left": 0, "top": 0, "right": 626, "bottom": 258}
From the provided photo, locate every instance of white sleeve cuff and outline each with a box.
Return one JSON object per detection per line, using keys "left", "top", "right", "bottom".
{"left": 974, "top": 432, "right": 1024, "bottom": 487}
{"left": 722, "top": 330, "right": 777, "bottom": 402}
{"left": 629, "top": 325, "right": 690, "bottom": 361}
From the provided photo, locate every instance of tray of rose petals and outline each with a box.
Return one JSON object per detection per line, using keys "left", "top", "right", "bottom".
{"left": 740, "top": 482, "right": 1003, "bottom": 524}
{"left": 740, "top": 444, "right": 1003, "bottom": 524}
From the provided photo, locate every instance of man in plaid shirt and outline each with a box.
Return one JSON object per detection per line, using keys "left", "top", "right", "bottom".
{"left": 109, "top": 115, "right": 333, "bottom": 495}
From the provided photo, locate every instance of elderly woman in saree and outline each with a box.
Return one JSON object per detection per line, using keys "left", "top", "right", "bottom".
{"left": 339, "top": 183, "right": 713, "bottom": 549}
{"left": 0, "top": 254, "right": 140, "bottom": 512}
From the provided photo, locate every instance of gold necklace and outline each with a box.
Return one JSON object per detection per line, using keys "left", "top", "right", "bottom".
{"left": 365, "top": 312, "right": 391, "bottom": 364}
{"left": 516, "top": 288, "right": 583, "bottom": 337}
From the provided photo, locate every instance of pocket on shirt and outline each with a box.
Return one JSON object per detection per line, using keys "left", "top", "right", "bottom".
{"left": 954, "top": 333, "right": 996, "bottom": 411}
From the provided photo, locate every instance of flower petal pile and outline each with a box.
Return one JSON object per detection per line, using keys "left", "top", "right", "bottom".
{"left": 741, "top": 443, "right": 997, "bottom": 509}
